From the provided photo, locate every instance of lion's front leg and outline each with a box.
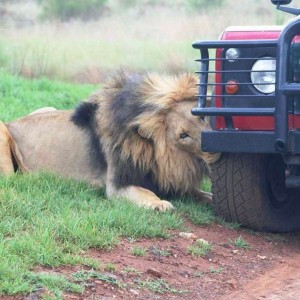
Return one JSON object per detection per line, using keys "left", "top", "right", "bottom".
{"left": 107, "top": 185, "right": 174, "bottom": 212}
{"left": 105, "top": 155, "right": 173, "bottom": 211}
{"left": 191, "top": 188, "right": 213, "bottom": 205}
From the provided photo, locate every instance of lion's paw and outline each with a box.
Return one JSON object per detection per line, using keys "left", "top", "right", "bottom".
{"left": 194, "top": 189, "right": 213, "bottom": 205}
{"left": 150, "top": 200, "right": 174, "bottom": 212}
{"left": 201, "top": 192, "right": 212, "bottom": 204}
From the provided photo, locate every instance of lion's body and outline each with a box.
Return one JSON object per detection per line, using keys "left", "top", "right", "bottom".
{"left": 7, "top": 111, "right": 106, "bottom": 186}
{"left": 0, "top": 71, "right": 219, "bottom": 210}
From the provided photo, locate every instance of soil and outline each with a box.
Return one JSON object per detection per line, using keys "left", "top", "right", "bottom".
{"left": 4, "top": 221, "right": 300, "bottom": 300}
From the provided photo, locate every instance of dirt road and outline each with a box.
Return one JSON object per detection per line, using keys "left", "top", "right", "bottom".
{"left": 4, "top": 223, "right": 300, "bottom": 300}
{"left": 223, "top": 253, "right": 300, "bottom": 300}
{"left": 72, "top": 223, "right": 300, "bottom": 300}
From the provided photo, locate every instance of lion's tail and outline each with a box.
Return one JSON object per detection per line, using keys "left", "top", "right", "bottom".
{"left": 0, "top": 121, "right": 28, "bottom": 174}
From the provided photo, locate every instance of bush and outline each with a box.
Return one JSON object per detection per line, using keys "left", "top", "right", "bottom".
{"left": 38, "top": 0, "right": 108, "bottom": 21}
{"left": 186, "top": 0, "right": 224, "bottom": 12}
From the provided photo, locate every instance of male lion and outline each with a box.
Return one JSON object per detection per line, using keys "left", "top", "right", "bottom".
{"left": 0, "top": 71, "right": 219, "bottom": 211}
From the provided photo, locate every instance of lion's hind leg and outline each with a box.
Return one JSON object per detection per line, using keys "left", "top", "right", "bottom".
{"left": 107, "top": 185, "right": 174, "bottom": 212}
{"left": 0, "top": 122, "right": 15, "bottom": 174}
{"left": 0, "top": 122, "right": 27, "bottom": 174}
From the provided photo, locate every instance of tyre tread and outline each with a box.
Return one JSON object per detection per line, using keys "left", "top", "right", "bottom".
{"left": 212, "top": 153, "right": 300, "bottom": 232}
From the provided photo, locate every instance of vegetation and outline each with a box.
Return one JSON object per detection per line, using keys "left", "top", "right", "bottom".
{"left": 26, "top": 272, "right": 84, "bottom": 298}
{"left": 0, "top": 1, "right": 289, "bottom": 82}
{"left": 105, "top": 263, "right": 117, "bottom": 272}
{"left": 210, "top": 267, "right": 224, "bottom": 274}
{"left": 131, "top": 246, "right": 147, "bottom": 257}
{"left": 0, "top": 73, "right": 218, "bottom": 297}
{"left": 175, "top": 182, "right": 217, "bottom": 226}
{"left": 188, "top": 239, "right": 212, "bottom": 257}
{"left": 38, "top": 0, "right": 108, "bottom": 21}
{"left": 0, "top": 0, "right": 279, "bottom": 295}
{"left": 72, "top": 270, "right": 119, "bottom": 285}
{"left": 136, "top": 279, "right": 187, "bottom": 294}
{"left": 231, "top": 236, "right": 250, "bottom": 249}
{"left": 0, "top": 171, "right": 182, "bottom": 295}
{"left": 0, "top": 73, "right": 96, "bottom": 122}
{"left": 122, "top": 267, "right": 142, "bottom": 276}
{"left": 149, "top": 246, "right": 171, "bottom": 257}
{"left": 186, "top": 0, "right": 224, "bottom": 12}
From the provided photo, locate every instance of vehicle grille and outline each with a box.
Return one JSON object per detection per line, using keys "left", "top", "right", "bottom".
{"left": 192, "top": 40, "right": 278, "bottom": 124}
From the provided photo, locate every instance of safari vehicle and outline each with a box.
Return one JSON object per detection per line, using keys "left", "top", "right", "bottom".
{"left": 192, "top": 0, "right": 300, "bottom": 232}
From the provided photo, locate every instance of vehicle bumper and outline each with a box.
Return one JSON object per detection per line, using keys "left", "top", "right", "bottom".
{"left": 202, "top": 130, "right": 300, "bottom": 153}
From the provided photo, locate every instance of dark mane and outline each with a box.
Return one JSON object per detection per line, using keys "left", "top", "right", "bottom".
{"left": 71, "top": 101, "right": 98, "bottom": 128}
{"left": 71, "top": 70, "right": 208, "bottom": 197}
{"left": 71, "top": 101, "right": 107, "bottom": 172}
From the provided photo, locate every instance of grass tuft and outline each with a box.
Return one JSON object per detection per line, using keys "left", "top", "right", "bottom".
{"left": 188, "top": 239, "right": 212, "bottom": 257}
{"left": 26, "top": 272, "right": 84, "bottom": 298}
{"left": 230, "top": 236, "right": 250, "bottom": 249}
{"left": 136, "top": 279, "right": 187, "bottom": 294}
{"left": 72, "top": 270, "right": 119, "bottom": 285}
{"left": 175, "top": 198, "right": 216, "bottom": 226}
{"left": 131, "top": 246, "right": 147, "bottom": 257}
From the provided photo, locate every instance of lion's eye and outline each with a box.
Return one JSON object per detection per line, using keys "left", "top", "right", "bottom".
{"left": 180, "top": 132, "right": 189, "bottom": 139}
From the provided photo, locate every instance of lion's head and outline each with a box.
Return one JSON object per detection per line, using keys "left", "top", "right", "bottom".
{"left": 88, "top": 71, "right": 220, "bottom": 195}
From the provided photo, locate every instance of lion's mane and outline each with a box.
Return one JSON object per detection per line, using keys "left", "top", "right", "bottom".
{"left": 72, "top": 71, "right": 208, "bottom": 197}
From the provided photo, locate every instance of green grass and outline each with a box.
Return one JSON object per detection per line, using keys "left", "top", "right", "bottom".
{"left": 0, "top": 73, "right": 219, "bottom": 297}
{"left": 72, "top": 270, "right": 119, "bottom": 286}
{"left": 130, "top": 246, "right": 147, "bottom": 257}
{"left": 122, "top": 266, "right": 142, "bottom": 276}
{"left": 175, "top": 199, "right": 216, "bottom": 226}
{"left": 0, "top": 1, "right": 287, "bottom": 82}
{"left": 149, "top": 246, "right": 171, "bottom": 257}
{"left": 188, "top": 238, "right": 212, "bottom": 258}
{"left": 104, "top": 263, "right": 117, "bottom": 272}
{"left": 0, "top": 73, "right": 97, "bottom": 122}
{"left": 0, "top": 172, "right": 183, "bottom": 295}
{"left": 136, "top": 279, "right": 187, "bottom": 294}
{"left": 210, "top": 267, "right": 224, "bottom": 274}
{"left": 25, "top": 272, "right": 84, "bottom": 298}
{"left": 230, "top": 236, "right": 250, "bottom": 249}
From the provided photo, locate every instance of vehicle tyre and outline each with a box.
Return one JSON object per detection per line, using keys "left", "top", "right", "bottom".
{"left": 211, "top": 153, "right": 300, "bottom": 232}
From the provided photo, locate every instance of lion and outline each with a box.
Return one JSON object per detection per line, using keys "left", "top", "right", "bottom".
{"left": 0, "top": 71, "right": 220, "bottom": 211}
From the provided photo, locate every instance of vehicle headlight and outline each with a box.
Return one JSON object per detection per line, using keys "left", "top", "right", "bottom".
{"left": 250, "top": 58, "right": 276, "bottom": 94}
{"left": 225, "top": 48, "right": 240, "bottom": 62}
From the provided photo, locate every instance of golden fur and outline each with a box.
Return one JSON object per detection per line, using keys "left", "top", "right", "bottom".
{"left": 95, "top": 72, "right": 211, "bottom": 195}
{"left": 0, "top": 71, "right": 220, "bottom": 211}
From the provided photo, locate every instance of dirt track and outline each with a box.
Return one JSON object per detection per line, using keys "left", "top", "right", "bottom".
{"left": 64, "top": 223, "right": 300, "bottom": 300}
{"left": 222, "top": 253, "right": 300, "bottom": 300}
{"left": 3, "top": 223, "right": 300, "bottom": 300}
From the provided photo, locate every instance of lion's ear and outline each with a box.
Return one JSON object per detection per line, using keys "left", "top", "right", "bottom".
{"left": 134, "top": 115, "right": 165, "bottom": 140}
